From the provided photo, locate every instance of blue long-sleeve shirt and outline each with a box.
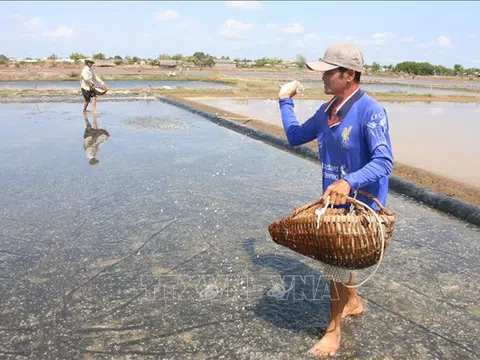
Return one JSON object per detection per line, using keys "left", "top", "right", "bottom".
{"left": 279, "top": 90, "right": 394, "bottom": 208}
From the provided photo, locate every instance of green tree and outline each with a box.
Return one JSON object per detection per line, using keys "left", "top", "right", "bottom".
{"left": 203, "top": 56, "right": 215, "bottom": 67}
{"left": 171, "top": 53, "right": 183, "bottom": 60}
{"left": 112, "top": 55, "right": 123, "bottom": 65}
{"left": 395, "top": 61, "right": 435, "bottom": 75}
{"left": 464, "top": 67, "right": 480, "bottom": 77}
{"left": 192, "top": 52, "right": 215, "bottom": 67}
{"left": 453, "top": 64, "right": 464, "bottom": 76}
{"left": 295, "top": 54, "right": 306, "bottom": 68}
{"left": 193, "top": 52, "right": 206, "bottom": 59}
{"left": 255, "top": 57, "right": 283, "bottom": 67}
{"left": 159, "top": 53, "right": 171, "bottom": 60}
{"left": 47, "top": 53, "right": 58, "bottom": 60}
{"left": 433, "top": 65, "right": 454, "bottom": 76}
{"left": 0, "top": 54, "right": 8, "bottom": 64}
{"left": 370, "top": 62, "right": 381, "bottom": 72}
{"left": 69, "top": 52, "right": 86, "bottom": 61}
{"left": 93, "top": 53, "right": 106, "bottom": 60}
{"left": 124, "top": 56, "right": 140, "bottom": 65}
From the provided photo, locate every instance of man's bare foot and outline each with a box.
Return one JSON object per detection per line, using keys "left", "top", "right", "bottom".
{"left": 342, "top": 298, "right": 364, "bottom": 318}
{"left": 310, "top": 330, "right": 341, "bottom": 357}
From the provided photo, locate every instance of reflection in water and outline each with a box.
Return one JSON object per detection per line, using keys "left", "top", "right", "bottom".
{"left": 83, "top": 114, "right": 110, "bottom": 166}
{"left": 243, "top": 238, "right": 329, "bottom": 331}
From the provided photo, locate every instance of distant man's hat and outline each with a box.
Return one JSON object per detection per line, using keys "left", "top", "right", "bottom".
{"left": 307, "top": 44, "right": 364, "bottom": 73}
{"left": 84, "top": 58, "right": 95, "bottom": 64}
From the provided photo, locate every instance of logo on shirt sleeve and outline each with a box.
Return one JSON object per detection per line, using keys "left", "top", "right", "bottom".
{"left": 371, "top": 111, "right": 385, "bottom": 121}
{"left": 367, "top": 111, "right": 388, "bottom": 146}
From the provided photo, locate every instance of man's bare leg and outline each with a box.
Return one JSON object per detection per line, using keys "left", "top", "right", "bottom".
{"left": 83, "top": 101, "right": 89, "bottom": 115}
{"left": 342, "top": 274, "right": 364, "bottom": 318}
{"left": 92, "top": 97, "right": 97, "bottom": 114}
{"left": 310, "top": 280, "right": 348, "bottom": 357}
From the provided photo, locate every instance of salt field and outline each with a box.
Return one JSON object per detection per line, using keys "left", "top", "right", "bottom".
{"left": 0, "top": 101, "right": 478, "bottom": 358}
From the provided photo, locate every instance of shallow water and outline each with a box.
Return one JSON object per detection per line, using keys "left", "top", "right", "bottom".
{"left": 364, "top": 75, "right": 480, "bottom": 90}
{"left": 0, "top": 101, "right": 478, "bottom": 359}
{"left": 0, "top": 80, "right": 231, "bottom": 90}
{"left": 2, "top": 79, "right": 477, "bottom": 96}
{"left": 194, "top": 98, "right": 480, "bottom": 186}
{"left": 186, "top": 70, "right": 480, "bottom": 90}
{"left": 303, "top": 82, "right": 479, "bottom": 96}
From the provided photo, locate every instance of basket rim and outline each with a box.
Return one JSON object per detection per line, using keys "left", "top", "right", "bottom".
{"left": 289, "top": 190, "right": 395, "bottom": 219}
{"left": 287, "top": 205, "right": 396, "bottom": 221}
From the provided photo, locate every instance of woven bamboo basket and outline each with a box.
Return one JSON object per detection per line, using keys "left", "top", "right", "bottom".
{"left": 93, "top": 87, "right": 108, "bottom": 95}
{"left": 268, "top": 190, "right": 396, "bottom": 270}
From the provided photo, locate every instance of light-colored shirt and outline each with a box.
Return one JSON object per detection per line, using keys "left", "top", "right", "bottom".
{"left": 84, "top": 134, "right": 108, "bottom": 161}
{"left": 80, "top": 65, "right": 104, "bottom": 91}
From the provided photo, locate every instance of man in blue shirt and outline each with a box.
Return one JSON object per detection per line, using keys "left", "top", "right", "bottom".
{"left": 279, "top": 44, "right": 394, "bottom": 357}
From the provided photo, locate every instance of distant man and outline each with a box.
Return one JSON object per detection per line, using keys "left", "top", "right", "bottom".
{"left": 81, "top": 58, "right": 107, "bottom": 114}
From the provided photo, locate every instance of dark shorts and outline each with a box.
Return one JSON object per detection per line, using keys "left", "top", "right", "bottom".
{"left": 81, "top": 88, "right": 96, "bottom": 102}
{"left": 84, "top": 123, "right": 93, "bottom": 139}
{"left": 84, "top": 124, "right": 109, "bottom": 139}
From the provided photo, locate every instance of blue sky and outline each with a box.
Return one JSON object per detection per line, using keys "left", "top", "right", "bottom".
{"left": 1, "top": 1, "right": 479, "bottom": 67}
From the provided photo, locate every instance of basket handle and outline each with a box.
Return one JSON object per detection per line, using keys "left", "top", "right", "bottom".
{"left": 290, "top": 197, "right": 324, "bottom": 218}
{"left": 344, "top": 196, "right": 386, "bottom": 289}
{"left": 312, "top": 195, "right": 386, "bottom": 288}
{"left": 291, "top": 190, "right": 384, "bottom": 219}
{"left": 356, "top": 190, "right": 385, "bottom": 211}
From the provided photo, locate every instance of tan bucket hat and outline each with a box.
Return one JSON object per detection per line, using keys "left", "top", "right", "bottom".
{"left": 307, "top": 44, "right": 364, "bottom": 72}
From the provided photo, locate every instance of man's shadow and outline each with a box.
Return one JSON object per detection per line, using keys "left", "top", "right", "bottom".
{"left": 243, "top": 238, "right": 331, "bottom": 335}
{"left": 84, "top": 113, "right": 110, "bottom": 166}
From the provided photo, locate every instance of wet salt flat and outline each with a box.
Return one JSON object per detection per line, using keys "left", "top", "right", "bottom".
{"left": 364, "top": 75, "right": 480, "bottom": 90}
{"left": 303, "top": 82, "right": 479, "bottom": 96}
{"left": 194, "top": 98, "right": 480, "bottom": 187}
{"left": 0, "top": 80, "right": 231, "bottom": 90}
{"left": 2, "top": 79, "right": 478, "bottom": 96}
{"left": 186, "top": 70, "right": 480, "bottom": 90}
{"left": 0, "top": 101, "right": 478, "bottom": 359}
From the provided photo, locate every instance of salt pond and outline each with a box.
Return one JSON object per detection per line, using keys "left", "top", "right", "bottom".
{"left": 0, "top": 80, "right": 231, "bottom": 90}
{"left": 0, "top": 101, "right": 478, "bottom": 358}
{"left": 193, "top": 98, "right": 480, "bottom": 187}
{"left": 2, "top": 79, "right": 478, "bottom": 96}
{"left": 303, "top": 82, "right": 479, "bottom": 96}
{"left": 185, "top": 70, "right": 480, "bottom": 91}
